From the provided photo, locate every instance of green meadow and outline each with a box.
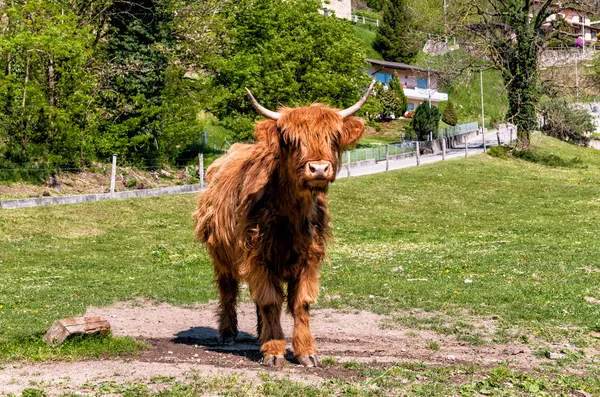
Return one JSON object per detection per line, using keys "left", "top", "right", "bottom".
{"left": 2, "top": 134, "right": 600, "bottom": 394}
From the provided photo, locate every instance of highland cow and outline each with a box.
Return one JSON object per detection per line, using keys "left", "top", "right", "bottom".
{"left": 193, "top": 82, "right": 374, "bottom": 367}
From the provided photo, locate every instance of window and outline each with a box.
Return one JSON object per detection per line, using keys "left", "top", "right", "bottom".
{"left": 417, "top": 78, "right": 427, "bottom": 89}
{"left": 375, "top": 72, "right": 391, "bottom": 85}
{"left": 407, "top": 103, "right": 415, "bottom": 111}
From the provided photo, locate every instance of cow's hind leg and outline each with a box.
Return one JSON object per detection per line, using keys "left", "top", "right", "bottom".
{"left": 287, "top": 267, "right": 320, "bottom": 367}
{"left": 216, "top": 272, "right": 239, "bottom": 344}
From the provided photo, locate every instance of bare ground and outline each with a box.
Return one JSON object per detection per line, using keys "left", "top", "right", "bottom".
{"left": 0, "top": 300, "right": 573, "bottom": 395}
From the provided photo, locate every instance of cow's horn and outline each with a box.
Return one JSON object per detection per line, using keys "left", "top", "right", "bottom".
{"left": 245, "top": 88, "right": 282, "bottom": 120}
{"left": 338, "top": 80, "right": 377, "bottom": 118}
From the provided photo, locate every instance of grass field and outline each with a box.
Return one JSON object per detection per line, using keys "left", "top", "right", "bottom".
{"left": 2, "top": 135, "right": 600, "bottom": 394}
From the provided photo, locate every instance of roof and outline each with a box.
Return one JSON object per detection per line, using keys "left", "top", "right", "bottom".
{"left": 366, "top": 59, "right": 430, "bottom": 73}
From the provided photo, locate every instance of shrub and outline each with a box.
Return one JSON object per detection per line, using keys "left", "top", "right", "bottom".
{"left": 442, "top": 101, "right": 458, "bottom": 126}
{"left": 411, "top": 102, "right": 440, "bottom": 141}
{"left": 540, "top": 100, "right": 594, "bottom": 146}
{"left": 512, "top": 150, "right": 584, "bottom": 168}
{"left": 488, "top": 145, "right": 510, "bottom": 159}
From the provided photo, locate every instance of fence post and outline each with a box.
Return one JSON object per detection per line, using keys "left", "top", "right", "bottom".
{"left": 482, "top": 127, "right": 487, "bottom": 153}
{"left": 110, "top": 154, "right": 117, "bottom": 194}
{"left": 362, "top": 16, "right": 365, "bottom": 23}
{"left": 385, "top": 144, "right": 389, "bottom": 171}
{"left": 346, "top": 151, "right": 351, "bottom": 177}
{"left": 416, "top": 142, "right": 420, "bottom": 166}
{"left": 376, "top": 19, "right": 379, "bottom": 27}
{"left": 442, "top": 139, "right": 446, "bottom": 161}
{"left": 510, "top": 127, "right": 513, "bottom": 145}
{"left": 198, "top": 153, "right": 204, "bottom": 188}
{"left": 464, "top": 138, "right": 468, "bottom": 158}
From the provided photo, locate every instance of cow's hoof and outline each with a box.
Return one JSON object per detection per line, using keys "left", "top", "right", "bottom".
{"left": 263, "top": 355, "right": 284, "bottom": 367}
{"left": 218, "top": 335, "right": 236, "bottom": 345}
{"left": 297, "top": 355, "right": 320, "bottom": 367}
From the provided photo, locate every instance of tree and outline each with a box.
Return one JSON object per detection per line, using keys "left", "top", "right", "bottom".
{"left": 206, "top": 0, "right": 371, "bottom": 141}
{"left": 388, "top": 72, "right": 408, "bottom": 116}
{"left": 442, "top": 101, "right": 458, "bottom": 126}
{"left": 0, "top": 0, "right": 100, "bottom": 176}
{"left": 374, "top": 0, "right": 422, "bottom": 63}
{"left": 540, "top": 100, "right": 594, "bottom": 146}
{"left": 411, "top": 102, "right": 440, "bottom": 141}
{"left": 457, "top": 0, "right": 594, "bottom": 151}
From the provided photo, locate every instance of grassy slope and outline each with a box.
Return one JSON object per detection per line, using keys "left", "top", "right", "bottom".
{"left": 353, "top": 25, "right": 383, "bottom": 60}
{"left": 443, "top": 68, "right": 508, "bottom": 126}
{"left": 2, "top": 136, "right": 600, "bottom": 358}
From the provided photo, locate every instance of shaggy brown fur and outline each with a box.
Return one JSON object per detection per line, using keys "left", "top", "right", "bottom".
{"left": 193, "top": 104, "right": 365, "bottom": 367}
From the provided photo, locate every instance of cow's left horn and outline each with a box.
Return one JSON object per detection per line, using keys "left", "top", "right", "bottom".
{"left": 245, "top": 88, "right": 282, "bottom": 120}
{"left": 338, "top": 80, "right": 377, "bottom": 118}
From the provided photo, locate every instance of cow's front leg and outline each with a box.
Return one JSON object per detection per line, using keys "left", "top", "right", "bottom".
{"left": 249, "top": 270, "right": 285, "bottom": 367}
{"left": 287, "top": 267, "right": 320, "bottom": 367}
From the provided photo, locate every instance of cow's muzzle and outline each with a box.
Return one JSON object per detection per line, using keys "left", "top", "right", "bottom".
{"left": 305, "top": 161, "right": 334, "bottom": 186}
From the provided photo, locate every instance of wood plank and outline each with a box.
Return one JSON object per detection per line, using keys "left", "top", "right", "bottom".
{"left": 43, "top": 316, "right": 111, "bottom": 345}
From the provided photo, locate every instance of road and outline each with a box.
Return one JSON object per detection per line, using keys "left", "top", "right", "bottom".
{"left": 339, "top": 127, "right": 514, "bottom": 179}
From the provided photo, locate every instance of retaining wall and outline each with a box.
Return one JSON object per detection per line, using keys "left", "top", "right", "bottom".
{"left": 1, "top": 184, "right": 202, "bottom": 209}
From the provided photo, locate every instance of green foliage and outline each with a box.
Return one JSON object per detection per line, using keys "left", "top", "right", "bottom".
{"left": 512, "top": 150, "right": 584, "bottom": 168}
{"left": 0, "top": 0, "right": 100, "bottom": 175}
{"left": 374, "top": 0, "right": 423, "bottom": 63}
{"left": 98, "top": 0, "right": 174, "bottom": 164}
{"left": 388, "top": 72, "right": 408, "bottom": 115}
{"left": 207, "top": 0, "right": 371, "bottom": 141}
{"left": 365, "top": 0, "right": 385, "bottom": 11}
{"left": 353, "top": 25, "right": 383, "bottom": 60}
{"left": 540, "top": 100, "right": 595, "bottom": 146}
{"left": 357, "top": 96, "right": 384, "bottom": 121}
{"left": 487, "top": 145, "right": 510, "bottom": 159}
{"left": 411, "top": 102, "right": 440, "bottom": 140}
{"left": 441, "top": 101, "right": 458, "bottom": 126}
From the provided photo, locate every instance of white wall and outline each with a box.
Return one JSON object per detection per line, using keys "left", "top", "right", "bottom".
{"left": 321, "top": 0, "right": 352, "bottom": 20}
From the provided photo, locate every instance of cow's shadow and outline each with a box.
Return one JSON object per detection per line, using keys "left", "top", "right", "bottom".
{"left": 173, "top": 326, "right": 294, "bottom": 363}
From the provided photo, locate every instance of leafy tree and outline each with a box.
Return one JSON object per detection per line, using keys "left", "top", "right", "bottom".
{"left": 0, "top": 0, "right": 99, "bottom": 177}
{"left": 459, "top": 0, "right": 594, "bottom": 151}
{"left": 374, "top": 0, "right": 422, "bottom": 63}
{"left": 540, "top": 100, "right": 594, "bottom": 146}
{"left": 442, "top": 101, "right": 458, "bottom": 126}
{"left": 97, "top": 0, "right": 174, "bottom": 163}
{"left": 206, "top": 0, "right": 371, "bottom": 141}
{"left": 411, "top": 102, "right": 440, "bottom": 141}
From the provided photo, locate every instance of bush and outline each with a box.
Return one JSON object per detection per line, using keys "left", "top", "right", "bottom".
{"left": 512, "top": 150, "right": 584, "bottom": 168}
{"left": 442, "top": 101, "right": 458, "bottom": 126}
{"left": 411, "top": 102, "right": 440, "bottom": 141}
{"left": 488, "top": 145, "right": 510, "bottom": 159}
{"left": 540, "top": 100, "right": 594, "bottom": 146}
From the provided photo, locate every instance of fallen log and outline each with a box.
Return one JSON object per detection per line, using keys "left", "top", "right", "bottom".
{"left": 43, "top": 316, "right": 111, "bottom": 345}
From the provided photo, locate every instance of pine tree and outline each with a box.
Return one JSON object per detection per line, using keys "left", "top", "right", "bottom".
{"left": 442, "top": 101, "right": 458, "bottom": 126}
{"left": 411, "top": 102, "right": 440, "bottom": 141}
{"left": 388, "top": 72, "right": 408, "bottom": 116}
{"left": 374, "top": 0, "right": 422, "bottom": 63}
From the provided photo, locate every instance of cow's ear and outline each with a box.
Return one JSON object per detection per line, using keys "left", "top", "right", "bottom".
{"left": 339, "top": 117, "right": 365, "bottom": 151}
{"left": 254, "top": 119, "right": 280, "bottom": 151}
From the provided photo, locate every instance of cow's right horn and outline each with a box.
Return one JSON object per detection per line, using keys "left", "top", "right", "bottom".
{"left": 338, "top": 80, "right": 377, "bottom": 118}
{"left": 245, "top": 88, "right": 282, "bottom": 120}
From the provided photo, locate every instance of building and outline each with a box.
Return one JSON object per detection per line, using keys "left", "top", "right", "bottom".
{"left": 320, "top": 0, "right": 352, "bottom": 20}
{"left": 538, "top": 1, "right": 600, "bottom": 46}
{"left": 366, "top": 59, "right": 449, "bottom": 111}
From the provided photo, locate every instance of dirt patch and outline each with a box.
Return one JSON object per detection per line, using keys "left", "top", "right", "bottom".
{"left": 0, "top": 166, "right": 197, "bottom": 199}
{"left": 0, "top": 300, "right": 550, "bottom": 395}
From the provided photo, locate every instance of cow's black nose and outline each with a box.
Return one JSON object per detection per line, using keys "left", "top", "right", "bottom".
{"left": 306, "top": 161, "right": 332, "bottom": 179}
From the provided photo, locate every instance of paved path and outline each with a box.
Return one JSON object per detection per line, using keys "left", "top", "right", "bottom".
{"left": 339, "top": 128, "right": 513, "bottom": 179}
